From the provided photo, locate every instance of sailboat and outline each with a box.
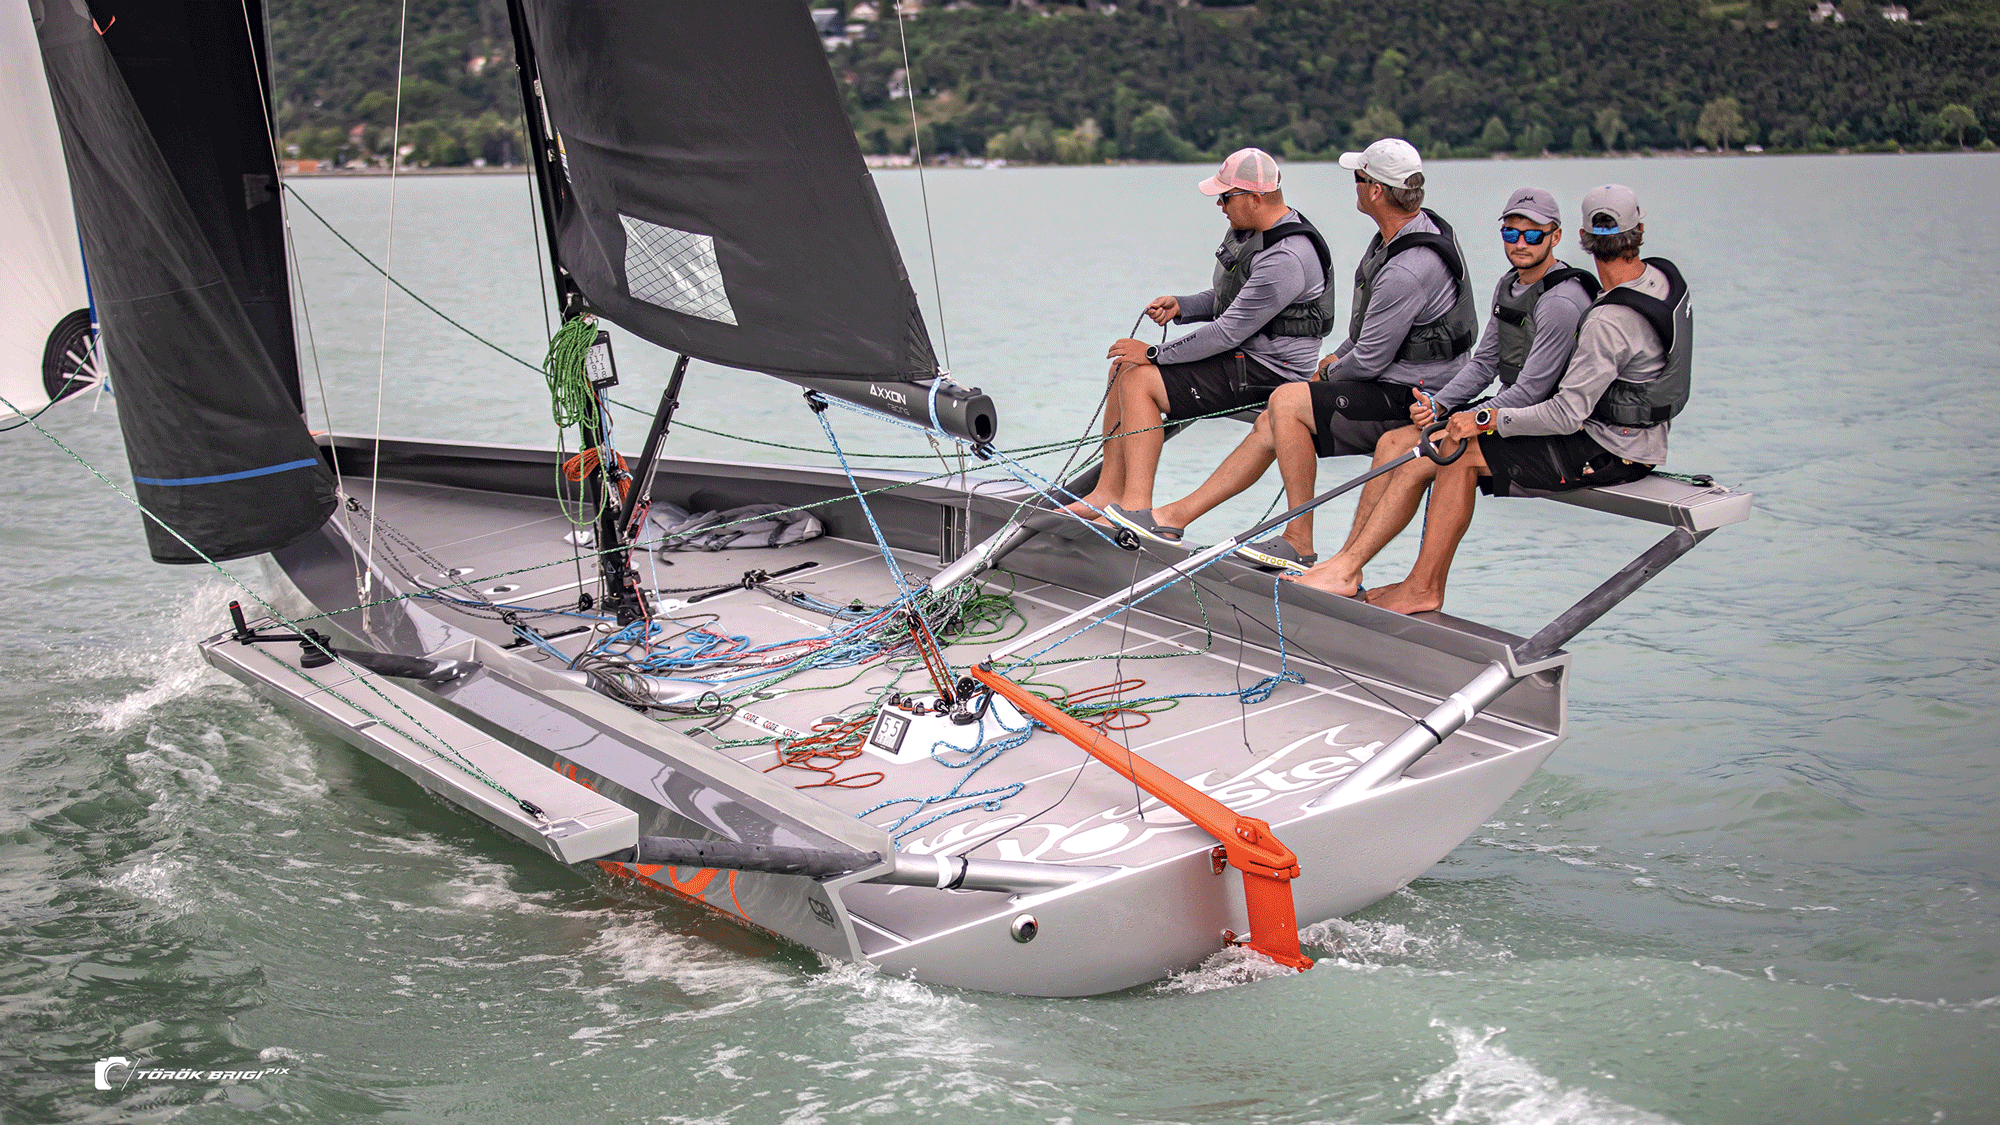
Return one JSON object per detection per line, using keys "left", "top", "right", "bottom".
{"left": 29, "top": 0, "right": 1751, "bottom": 996}
{"left": 4, "top": 0, "right": 97, "bottom": 422}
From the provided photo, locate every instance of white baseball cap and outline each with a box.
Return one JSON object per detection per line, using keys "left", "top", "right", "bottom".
{"left": 1339, "top": 137, "right": 1422, "bottom": 189}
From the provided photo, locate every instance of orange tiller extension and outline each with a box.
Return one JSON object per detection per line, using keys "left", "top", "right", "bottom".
{"left": 970, "top": 664, "right": 1313, "bottom": 971}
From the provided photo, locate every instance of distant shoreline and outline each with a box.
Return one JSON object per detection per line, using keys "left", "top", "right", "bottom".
{"left": 286, "top": 147, "right": 1995, "bottom": 177}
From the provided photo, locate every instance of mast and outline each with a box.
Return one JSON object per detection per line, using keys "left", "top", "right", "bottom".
{"left": 503, "top": 0, "right": 584, "bottom": 319}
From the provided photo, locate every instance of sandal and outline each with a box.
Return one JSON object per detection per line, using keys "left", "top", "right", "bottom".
{"left": 1235, "top": 537, "right": 1316, "bottom": 574}
{"left": 1103, "top": 504, "right": 1186, "bottom": 546}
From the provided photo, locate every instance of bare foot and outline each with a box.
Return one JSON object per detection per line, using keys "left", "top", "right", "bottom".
{"left": 1064, "top": 494, "right": 1109, "bottom": 518}
{"left": 1366, "top": 582, "right": 1443, "bottom": 614}
{"left": 1283, "top": 559, "right": 1363, "bottom": 598}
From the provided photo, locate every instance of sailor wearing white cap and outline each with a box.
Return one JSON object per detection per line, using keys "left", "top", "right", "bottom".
{"left": 1291, "top": 184, "right": 1692, "bottom": 614}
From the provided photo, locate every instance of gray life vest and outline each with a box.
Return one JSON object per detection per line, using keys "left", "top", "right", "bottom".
{"left": 1492, "top": 265, "right": 1599, "bottom": 385}
{"left": 1586, "top": 257, "right": 1692, "bottom": 427}
{"left": 1209, "top": 212, "right": 1337, "bottom": 339}
{"left": 1348, "top": 207, "right": 1480, "bottom": 363}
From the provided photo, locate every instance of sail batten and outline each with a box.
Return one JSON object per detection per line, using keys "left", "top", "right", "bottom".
{"left": 514, "top": 0, "right": 940, "bottom": 383}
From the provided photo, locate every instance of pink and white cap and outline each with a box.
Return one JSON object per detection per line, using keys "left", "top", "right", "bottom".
{"left": 1197, "top": 147, "right": 1281, "bottom": 195}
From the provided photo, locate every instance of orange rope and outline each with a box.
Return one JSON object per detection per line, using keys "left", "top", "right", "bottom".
{"left": 562, "top": 448, "right": 630, "bottom": 502}
{"left": 765, "top": 714, "right": 885, "bottom": 790}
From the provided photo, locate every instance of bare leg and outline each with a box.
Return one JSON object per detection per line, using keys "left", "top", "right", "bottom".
{"left": 1367, "top": 445, "right": 1488, "bottom": 614}
{"left": 1288, "top": 451, "right": 1443, "bottom": 597}
{"left": 1066, "top": 361, "right": 1159, "bottom": 516}
{"left": 1151, "top": 411, "right": 1277, "bottom": 532}
{"left": 1109, "top": 365, "right": 1173, "bottom": 510}
{"left": 1265, "top": 383, "right": 1322, "bottom": 557}
{"left": 1338, "top": 425, "right": 1423, "bottom": 555}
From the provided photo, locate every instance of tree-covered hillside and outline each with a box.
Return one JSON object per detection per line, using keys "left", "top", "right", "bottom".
{"left": 270, "top": 0, "right": 1998, "bottom": 166}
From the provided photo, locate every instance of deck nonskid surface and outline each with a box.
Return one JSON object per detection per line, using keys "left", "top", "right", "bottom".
{"left": 365, "top": 480, "right": 1554, "bottom": 883}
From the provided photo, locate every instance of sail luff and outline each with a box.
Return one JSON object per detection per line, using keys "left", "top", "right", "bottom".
{"left": 511, "top": 0, "right": 940, "bottom": 384}
{"left": 2, "top": 0, "right": 91, "bottom": 418}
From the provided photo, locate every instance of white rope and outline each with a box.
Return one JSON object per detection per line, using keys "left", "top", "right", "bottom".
{"left": 363, "top": 0, "right": 412, "bottom": 626}
{"left": 892, "top": 3, "right": 950, "bottom": 374}
{"left": 232, "top": 0, "right": 362, "bottom": 598}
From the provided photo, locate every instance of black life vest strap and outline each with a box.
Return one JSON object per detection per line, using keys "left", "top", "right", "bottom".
{"left": 1259, "top": 220, "right": 1334, "bottom": 276}
{"left": 1592, "top": 257, "right": 1683, "bottom": 353}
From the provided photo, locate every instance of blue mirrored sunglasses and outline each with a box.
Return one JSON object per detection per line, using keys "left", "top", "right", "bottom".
{"left": 1500, "top": 228, "right": 1551, "bottom": 245}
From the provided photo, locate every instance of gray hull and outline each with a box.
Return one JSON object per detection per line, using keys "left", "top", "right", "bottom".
{"left": 200, "top": 434, "right": 1745, "bottom": 996}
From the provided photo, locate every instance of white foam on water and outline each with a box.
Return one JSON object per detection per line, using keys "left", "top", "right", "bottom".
{"left": 584, "top": 914, "right": 798, "bottom": 1016}
{"left": 87, "top": 579, "right": 240, "bottom": 732}
{"left": 1156, "top": 944, "right": 1302, "bottom": 994}
{"left": 103, "top": 853, "right": 199, "bottom": 917}
{"left": 125, "top": 731, "right": 223, "bottom": 802}
{"left": 1414, "top": 1022, "right": 1681, "bottom": 1125}
{"left": 1305, "top": 912, "right": 1513, "bottom": 971}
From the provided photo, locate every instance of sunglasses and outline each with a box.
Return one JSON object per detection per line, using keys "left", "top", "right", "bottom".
{"left": 1353, "top": 172, "right": 1375, "bottom": 185}
{"left": 1218, "top": 189, "right": 1255, "bottom": 201}
{"left": 1500, "top": 228, "right": 1551, "bottom": 245}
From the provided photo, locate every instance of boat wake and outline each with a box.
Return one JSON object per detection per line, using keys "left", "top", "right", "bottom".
{"left": 1415, "top": 1022, "right": 1680, "bottom": 1125}
{"left": 86, "top": 578, "right": 242, "bottom": 733}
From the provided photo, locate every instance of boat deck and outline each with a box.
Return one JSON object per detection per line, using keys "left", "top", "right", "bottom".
{"left": 352, "top": 478, "right": 1558, "bottom": 918}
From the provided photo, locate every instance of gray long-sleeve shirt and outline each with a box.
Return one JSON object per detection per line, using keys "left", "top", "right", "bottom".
{"left": 1156, "top": 210, "right": 1326, "bottom": 381}
{"left": 1328, "top": 210, "right": 1461, "bottom": 391}
{"left": 1494, "top": 263, "right": 1671, "bottom": 465}
{"left": 1433, "top": 272, "right": 1594, "bottom": 414}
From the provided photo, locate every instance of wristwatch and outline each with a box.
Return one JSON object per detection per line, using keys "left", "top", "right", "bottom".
{"left": 1145, "top": 344, "right": 1160, "bottom": 363}
{"left": 1473, "top": 406, "right": 1496, "bottom": 434}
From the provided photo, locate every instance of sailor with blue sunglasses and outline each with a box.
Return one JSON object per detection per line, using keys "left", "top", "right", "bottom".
{"left": 1415, "top": 187, "right": 1599, "bottom": 427}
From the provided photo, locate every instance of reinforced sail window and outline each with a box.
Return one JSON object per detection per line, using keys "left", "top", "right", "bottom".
{"left": 620, "top": 214, "right": 738, "bottom": 326}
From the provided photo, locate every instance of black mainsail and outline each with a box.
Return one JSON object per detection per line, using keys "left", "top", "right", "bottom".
{"left": 32, "top": 0, "right": 335, "bottom": 563}
{"left": 509, "top": 0, "right": 993, "bottom": 442}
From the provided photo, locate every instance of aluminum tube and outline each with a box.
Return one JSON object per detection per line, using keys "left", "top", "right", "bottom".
{"left": 1308, "top": 661, "right": 1518, "bottom": 805}
{"left": 928, "top": 521, "right": 1038, "bottom": 593}
{"left": 867, "top": 852, "right": 1113, "bottom": 894}
{"left": 986, "top": 537, "right": 1243, "bottom": 664}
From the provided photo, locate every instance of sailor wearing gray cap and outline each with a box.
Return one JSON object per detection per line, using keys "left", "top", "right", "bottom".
{"left": 1420, "top": 187, "right": 1599, "bottom": 419}
{"left": 1134, "top": 137, "right": 1483, "bottom": 574}
{"left": 1289, "top": 184, "right": 1693, "bottom": 614}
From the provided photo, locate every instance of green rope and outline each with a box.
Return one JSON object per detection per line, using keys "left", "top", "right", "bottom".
{"left": 282, "top": 183, "right": 543, "bottom": 375}
{"left": 544, "top": 315, "right": 602, "bottom": 432}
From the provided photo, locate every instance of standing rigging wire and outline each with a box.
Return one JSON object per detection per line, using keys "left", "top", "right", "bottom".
{"left": 233, "top": 0, "right": 364, "bottom": 600}
{"left": 892, "top": 2, "right": 950, "bottom": 375}
{"left": 362, "top": 0, "right": 415, "bottom": 626}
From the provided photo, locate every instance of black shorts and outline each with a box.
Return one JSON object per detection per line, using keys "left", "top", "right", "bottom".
{"left": 1478, "top": 430, "right": 1654, "bottom": 497}
{"left": 1159, "top": 351, "right": 1290, "bottom": 422}
{"left": 1308, "top": 380, "right": 1413, "bottom": 458}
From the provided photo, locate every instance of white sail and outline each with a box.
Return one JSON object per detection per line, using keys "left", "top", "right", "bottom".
{"left": 2, "top": 0, "right": 93, "bottom": 420}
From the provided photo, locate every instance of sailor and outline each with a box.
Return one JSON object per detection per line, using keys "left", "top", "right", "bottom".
{"left": 1062, "top": 147, "right": 1335, "bottom": 532}
{"left": 1322, "top": 188, "right": 1599, "bottom": 563}
{"left": 1117, "top": 138, "right": 1478, "bottom": 569}
{"left": 1292, "top": 184, "right": 1689, "bottom": 613}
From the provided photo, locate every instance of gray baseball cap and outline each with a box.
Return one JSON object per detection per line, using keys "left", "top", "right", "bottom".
{"left": 1581, "top": 184, "right": 1645, "bottom": 234}
{"left": 1499, "top": 187, "right": 1561, "bottom": 225}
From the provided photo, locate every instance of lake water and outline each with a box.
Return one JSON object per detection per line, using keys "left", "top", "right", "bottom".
{"left": 2, "top": 154, "right": 1996, "bottom": 1123}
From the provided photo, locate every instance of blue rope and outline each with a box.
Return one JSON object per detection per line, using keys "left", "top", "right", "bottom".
{"left": 811, "top": 402, "right": 916, "bottom": 598}
{"left": 857, "top": 702, "right": 1034, "bottom": 840}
